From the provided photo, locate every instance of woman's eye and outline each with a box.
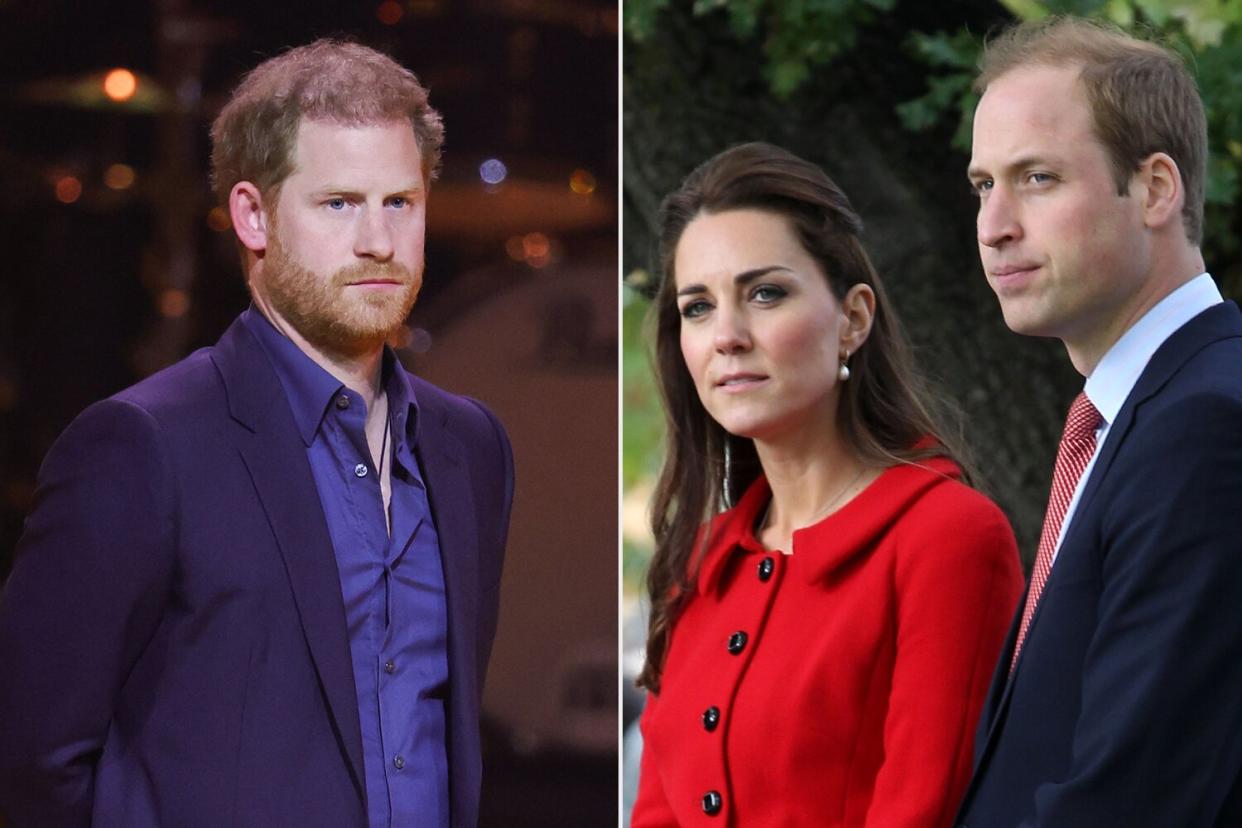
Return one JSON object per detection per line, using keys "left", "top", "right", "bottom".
{"left": 326, "top": 198, "right": 347, "bottom": 210}
{"left": 752, "top": 284, "right": 786, "bottom": 303}
{"left": 679, "top": 300, "right": 711, "bottom": 319}
{"left": 388, "top": 197, "right": 407, "bottom": 209}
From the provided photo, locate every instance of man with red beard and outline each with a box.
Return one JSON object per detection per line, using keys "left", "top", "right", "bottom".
{"left": 0, "top": 41, "right": 514, "bottom": 828}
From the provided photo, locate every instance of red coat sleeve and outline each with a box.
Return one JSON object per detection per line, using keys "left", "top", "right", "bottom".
{"left": 864, "top": 485, "right": 1023, "bottom": 827}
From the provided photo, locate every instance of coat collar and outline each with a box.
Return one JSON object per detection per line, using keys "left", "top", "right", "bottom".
{"left": 696, "top": 455, "right": 963, "bottom": 595}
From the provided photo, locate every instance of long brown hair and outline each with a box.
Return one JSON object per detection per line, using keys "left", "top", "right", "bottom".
{"left": 638, "top": 142, "right": 972, "bottom": 692}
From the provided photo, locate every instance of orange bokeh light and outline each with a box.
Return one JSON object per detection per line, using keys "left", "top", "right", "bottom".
{"left": 55, "top": 176, "right": 82, "bottom": 204}
{"left": 104, "top": 163, "right": 136, "bottom": 190}
{"left": 522, "top": 232, "right": 552, "bottom": 268}
{"left": 206, "top": 206, "right": 232, "bottom": 232}
{"left": 159, "top": 289, "right": 191, "bottom": 318}
{"left": 376, "top": 0, "right": 403, "bottom": 25}
{"left": 103, "top": 68, "right": 138, "bottom": 102}
{"left": 505, "top": 235, "right": 526, "bottom": 262}
{"left": 569, "top": 169, "right": 596, "bottom": 195}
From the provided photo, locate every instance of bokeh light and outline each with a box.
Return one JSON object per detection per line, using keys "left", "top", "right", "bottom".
{"left": 159, "top": 289, "right": 190, "bottom": 318}
{"left": 505, "top": 235, "right": 525, "bottom": 261}
{"left": 522, "top": 232, "right": 551, "bottom": 268}
{"left": 54, "top": 176, "right": 82, "bottom": 204}
{"left": 103, "top": 68, "right": 137, "bottom": 102}
{"left": 104, "top": 163, "right": 136, "bottom": 190}
{"left": 376, "top": 0, "right": 403, "bottom": 25}
{"left": 569, "top": 169, "right": 596, "bottom": 195}
{"left": 206, "top": 206, "right": 232, "bottom": 232}
{"left": 479, "top": 158, "right": 508, "bottom": 185}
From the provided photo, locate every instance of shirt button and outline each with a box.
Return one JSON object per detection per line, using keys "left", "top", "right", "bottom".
{"left": 385, "top": 660, "right": 395, "bottom": 674}
{"left": 702, "top": 790, "right": 723, "bottom": 816}
{"left": 727, "top": 631, "right": 748, "bottom": 655}
{"left": 758, "top": 557, "right": 775, "bottom": 581}
{"left": 702, "top": 706, "right": 720, "bottom": 732}
{"left": 393, "top": 755, "right": 405, "bottom": 770}
{"left": 335, "top": 395, "right": 350, "bottom": 410}
{"left": 354, "top": 463, "right": 369, "bottom": 478}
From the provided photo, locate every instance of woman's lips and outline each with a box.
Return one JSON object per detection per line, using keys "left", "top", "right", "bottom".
{"left": 715, "top": 374, "right": 769, "bottom": 392}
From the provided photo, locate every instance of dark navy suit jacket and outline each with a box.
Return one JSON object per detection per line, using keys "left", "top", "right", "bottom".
{"left": 957, "top": 301, "right": 1242, "bottom": 827}
{"left": 0, "top": 315, "right": 514, "bottom": 827}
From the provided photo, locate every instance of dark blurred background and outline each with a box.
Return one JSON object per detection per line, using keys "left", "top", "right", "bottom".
{"left": 0, "top": 1, "right": 617, "bottom": 825}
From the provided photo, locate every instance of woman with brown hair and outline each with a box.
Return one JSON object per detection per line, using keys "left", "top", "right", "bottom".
{"left": 630, "top": 142, "right": 1023, "bottom": 827}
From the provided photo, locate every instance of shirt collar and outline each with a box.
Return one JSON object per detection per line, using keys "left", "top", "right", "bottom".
{"left": 242, "top": 305, "right": 421, "bottom": 448}
{"left": 1084, "top": 272, "right": 1221, "bottom": 425}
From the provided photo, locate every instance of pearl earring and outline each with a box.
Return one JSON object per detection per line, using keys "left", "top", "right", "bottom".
{"left": 838, "top": 349, "right": 851, "bottom": 382}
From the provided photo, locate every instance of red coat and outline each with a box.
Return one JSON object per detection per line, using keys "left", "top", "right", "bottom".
{"left": 632, "top": 458, "right": 1023, "bottom": 827}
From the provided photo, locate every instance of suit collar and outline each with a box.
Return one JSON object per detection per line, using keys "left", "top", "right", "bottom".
{"left": 1011, "top": 301, "right": 1242, "bottom": 681}
{"left": 209, "top": 316, "right": 368, "bottom": 806}
{"left": 964, "top": 301, "right": 1242, "bottom": 815}
{"left": 213, "top": 317, "right": 491, "bottom": 824}
{"left": 1084, "top": 273, "right": 1221, "bottom": 427}
{"left": 1066, "top": 300, "right": 1241, "bottom": 553}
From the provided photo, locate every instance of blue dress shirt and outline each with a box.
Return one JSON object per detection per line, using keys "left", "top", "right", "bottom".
{"left": 244, "top": 308, "right": 450, "bottom": 828}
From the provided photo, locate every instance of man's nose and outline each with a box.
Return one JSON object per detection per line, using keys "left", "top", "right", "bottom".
{"left": 977, "top": 188, "right": 1022, "bottom": 249}
{"left": 354, "top": 207, "right": 395, "bottom": 261}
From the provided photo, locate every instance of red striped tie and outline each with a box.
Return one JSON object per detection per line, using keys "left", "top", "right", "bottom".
{"left": 1011, "top": 392, "right": 1102, "bottom": 670}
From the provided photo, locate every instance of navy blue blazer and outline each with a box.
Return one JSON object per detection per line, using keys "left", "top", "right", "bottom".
{"left": 0, "top": 315, "right": 514, "bottom": 827}
{"left": 957, "top": 301, "right": 1242, "bottom": 827}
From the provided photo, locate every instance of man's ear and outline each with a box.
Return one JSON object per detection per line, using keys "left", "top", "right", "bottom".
{"left": 1137, "top": 152, "right": 1184, "bottom": 232}
{"left": 229, "top": 181, "right": 270, "bottom": 253}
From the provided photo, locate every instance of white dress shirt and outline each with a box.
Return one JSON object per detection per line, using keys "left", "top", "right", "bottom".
{"left": 1051, "top": 272, "right": 1223, "bottom": 563}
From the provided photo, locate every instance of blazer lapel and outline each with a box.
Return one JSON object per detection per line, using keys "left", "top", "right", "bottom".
{"left": 211, "top": 318, "right": 367, "bottom": 804}
{"left": 413, "top": 394, "right": 481, "bottom": 825}
{"left": 966, "top": 301, "right": 1242, "bottom": 796}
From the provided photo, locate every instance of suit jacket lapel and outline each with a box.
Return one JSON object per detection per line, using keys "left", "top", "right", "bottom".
{"left": 413, "top": 393, "right": 481, "bottom": 825}
{"left": 966, "top": 302, "right": 1242, "bottom": 801}
{"left": 211, "top": 318, "right": 367, "bottom": 804}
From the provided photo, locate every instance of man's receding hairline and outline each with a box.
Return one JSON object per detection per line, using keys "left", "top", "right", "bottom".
{"left": 979, "top": 58, "right": 1088, "bottom": 96}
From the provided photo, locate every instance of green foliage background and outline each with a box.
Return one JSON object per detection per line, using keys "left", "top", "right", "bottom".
{"left": 622, "top": 0, "right": 1242, "bottom": 595}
